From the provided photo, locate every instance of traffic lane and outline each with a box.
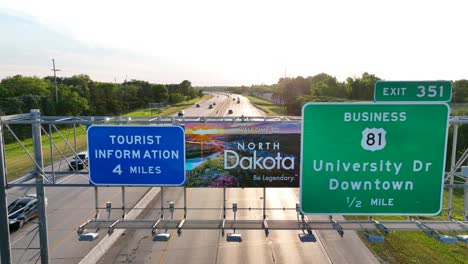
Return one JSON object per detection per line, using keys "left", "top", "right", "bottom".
{"left": 10, "top": 184, "right": 150, "bottom": 263}
{"left": 7, "top": 170, "right": 85, "bottom": 247}
{"left": 289, "top": 189, "right": 379, "bottom": 264}
{"left": 98, "top": 188, "right": 332, "bottom": 264}
{"left": 6, "top": 156, "right": 87, "bottom": 204}
{"left": 9, "top": 174, "right": 93, "bottom": 264}
{"left": 98, "top": 188, "right": 225, "bottom": 264}
{"left": 47, "top": 185, "right": 151, "bottom": 262}
{"left": 192, "top": 94, "right": 229, "bottom": 116}
{"left": 8, "top": 172, "right": 151, "bottom": 263}
{"left": 217, "top": 188, "right": 331, "bottom": 264}
{"left": 172, "top": 94, "right": 228, "bottom": 117}
{"left": 219, "top": 95, "right": 264, "bottom": 117}
{"left": 155, "top": 188, "right": 224, "bottom": 264}
{"left": 265, "top": 189, "right": 331, "bottom": 264}
{"left": 216, "top": 188, "right": 272, "bottom": 264}
{"left": 176, "top": 93, "right": 262, "bottom": 117}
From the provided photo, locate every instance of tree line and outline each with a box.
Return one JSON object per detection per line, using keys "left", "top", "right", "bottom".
{"left": 202, "top": 73, "right": 468, "bottom": 116}
{"left": 0, "top": 75, "right": 202, "bottom": 116}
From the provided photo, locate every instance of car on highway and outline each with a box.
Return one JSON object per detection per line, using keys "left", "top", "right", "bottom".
{"left": 212, "top": 102, "right": 216, "bottom": 105}
{"left": 8, "top": 195, "right": 39, "bottom": 229}
{"left": 178, "top": 110, "right": 184, "bottom": 116}
{"left": 69, "top": 151, "right": 88, "bottom": 170}
{"left": 208, "top": 104, "right": 213, "bottom": 109}
{"left": 228, "top": 109, "right": 233, "bottom": 114}
{"left": 196, "top": 103, "right": 200, "bottom": 108}
{"left": 237, "top": 97, "right": 240, "bottom": 104}
{"left": 233, "top": 98, "right": 235, "bottom": 101}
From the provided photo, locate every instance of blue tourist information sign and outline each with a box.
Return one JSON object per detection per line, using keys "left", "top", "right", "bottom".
{"left": 87, "top": 126, "right": 186, "bottom": 186}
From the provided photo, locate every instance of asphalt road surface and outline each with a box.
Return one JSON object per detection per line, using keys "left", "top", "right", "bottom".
{"left": 7, "top": 164, "right": 150, "bottom": 263}
{"left": 97, "top": 94, "right": 379, "bottom": 264}
{"left": 173, "top": 93, "right": 264, "bottom": 117}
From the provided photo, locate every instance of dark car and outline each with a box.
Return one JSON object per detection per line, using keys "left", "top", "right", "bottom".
{"left": 208, "top": 104, "right": 213, "bottom": 109}
{"left": 8, "top": 195, "right": 39, "bottom": 229}
{"left": 69, "top": 151, "right": 88, "bottom": 170}
{"left": 228, "top": 109, "right": 233, "bottom": 114}
{"left": 196, "top": 104, "right": 200, "bottom": 108}
{"left": 213, "top": 102, "right": 216, "bottom": 105}
{"left": 178, "top": 110, "right": 184, "bottom": 117}
{"left": 233, "top": 98, "right": 235, "bottom": 101}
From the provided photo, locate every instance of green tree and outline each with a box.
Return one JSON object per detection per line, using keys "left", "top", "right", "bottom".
{"left": 278, "top": 77, "right": 308, "bottom": 115}
{"left": 453, "top": 80, "right": 468, "bottom": 103}
{"left": 89, "top": 82, "right": 121, "bottom": 115}
{"left": 179, "top": 80, "right": 191, "bottom": 96}
{"left": 55, "top": 85, "right": 89, "bottom": 115}
{"left": 309, "top": 73, "right": 348, "bottom": 98}
{"left": 0, "top": 75, "right": 51, "bottom": 97}
{"left": 151, "top": 84, "right": 168, "bottom": 103}
{"left": 168, "top": 93, "right": 184, "bottom": 104}
{"left": 62, "top": 74, "right": 92, "bottom": 100}
{"left": 347, "top": 72, "right": 380, "bottom": 100}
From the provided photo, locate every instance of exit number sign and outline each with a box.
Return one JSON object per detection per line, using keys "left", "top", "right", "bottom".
{"left": 374, "top": 81, "right": 452, "bottom": 102}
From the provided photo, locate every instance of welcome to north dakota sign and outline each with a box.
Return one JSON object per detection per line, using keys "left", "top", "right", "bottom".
{"left": 184, "top": 122, "right": 301, "bottom": 187}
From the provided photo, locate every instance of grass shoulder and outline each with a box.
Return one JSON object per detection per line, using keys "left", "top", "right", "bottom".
{"left": 345, "top": 188, "right": 467, "bottom": 264}
{"left": 124, "top": 95, "right": 212, "bottom": 116}
{"left": 245, "top": 95, "right": 287, "bottom": 116}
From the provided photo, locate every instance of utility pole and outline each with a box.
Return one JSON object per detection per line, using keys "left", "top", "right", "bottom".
{"left": 51, "top": 59, "right": 61, "bottom": 104}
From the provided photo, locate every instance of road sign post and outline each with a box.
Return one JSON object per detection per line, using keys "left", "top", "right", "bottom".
{"left": 300, "top": 103, "right": 449, "bottom": 215}
{"left": 374, "top": 81, "right": 452, "bottom": 102}
{"left": 88, "top": 126, "right": 186, "bottom": 186}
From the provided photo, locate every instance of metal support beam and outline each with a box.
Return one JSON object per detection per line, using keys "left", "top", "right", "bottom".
{"left": 40, "top": 126, "right": 77, "bottom": 173}
{"left": 77, "top": 219, "right": 92, "bottom": 235}
{"left": 414, "top": 219, "right": 436, "bottom": 237}
{"left": 160, "top": 187, "right": 164, "bottom": 219}
{"left": 151, "top": 218, "right": 162, "bottom": 235}
{"left": 373, "top": 220, "right": 389, "bottom": 236}
{"left": 177, "top": 219, "right": 186, "bottom": 236}
{"left": 263, "top": 187, "right": 266, "bottom": 220}
{"left": 0, "top": 122, "right": 12, "bottom": 263}
{"left": 465, "top": 175, "right": 468, "bottom": 221}
{"left": 448, "top": 124, "right": 458, "bottom": 220}
{"left": 94, "top": 187, "right": 99, "bottom": 219}
{"left": 263, "top": 219, "right": 269, "bottom": 237}
{"left": 184, "top": 187, "right": 187, "bottom": 218}
{"left": 121, "top": 187, "right": 126, "bottom": 219}
{"left": 48, "top": 124, "right": 55, "bottom": 183}
{"left": 108, "top": 219, "right": 120, "bottom": 235}
{"left": 330, "top": 216, "right": 344, "bottom": 237}
{"left": 223, "top": 188, "right": 226, "bottom": 219}
{"left": 221, "top": 219, "right": 226, "bottom": 236}
{"left": 32, "top": 109, "right": 50, "bottom": 264}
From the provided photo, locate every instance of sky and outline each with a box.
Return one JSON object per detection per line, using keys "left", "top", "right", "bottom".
{"left": 0, "top": 0, "right": 467, "bottom": 86}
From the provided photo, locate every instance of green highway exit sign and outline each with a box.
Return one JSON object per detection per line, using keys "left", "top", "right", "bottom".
{"left": 300, "top": 103, "right": 449, "bottom": 215}
{"left": 374, "top": 81, "right": 452, "bottom": 102}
